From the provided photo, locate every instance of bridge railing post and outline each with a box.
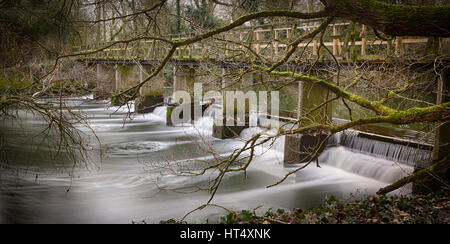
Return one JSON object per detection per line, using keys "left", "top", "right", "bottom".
{"left": 395, "top": 37, "right": 403, "bottom": 56}
{"left": 361, "top": 25, "right": 367, "bottom": 56}
{"left": 313, "top": 39, "right": 318, "bottom": 56}
{"left": 256, "top": 30, "right": 261, "bottom": 55}
{"left": 333, "top": 24, "right": 339, "bottom": 56}
{"left": 239, "top": 32, "right": 244, "bottom": 51}
{"left": 274, "top": 29, "right": 279, "bottom": 57}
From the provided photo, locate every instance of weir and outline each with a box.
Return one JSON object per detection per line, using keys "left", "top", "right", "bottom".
{"left": 212, "top": 67, "right": 254, "bottom": 139}
{"left": 328, "top": 131, "right": 433, "bottom": 167}
{"left": 80, "top": 20, "right": 447, "bottom": 188}
{"left": 145, "top": 103, "right": 417, "bottom": 188}
{"left": 284, "top": 77, "right": 333, "bottom": 165}
{"left": 92, "top": 58, "right": 439, "bottom": 182}
{"left": 100, "top": 59, "right": 438, "bottom": 175}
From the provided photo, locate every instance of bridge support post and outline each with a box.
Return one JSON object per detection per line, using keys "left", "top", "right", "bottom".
{"left": 115, "top": 64, "right": 139, "bottom": 91}
{"left": 173, "top": 66, "right": 192, "bottom": 101}
{"left": 112, "top": 64, "right": 149, "bottom": 106}
{"left": 94, "top": 64, "right": 115, "bottom": 99}
{"left": 135, "top": 65, "right": 165, "bottom": 113}
{"left": 413, "top": 68, "right": 450, "bottom": 194}
{"left": 212, "top": 68, "right": 251, "bottom": 139}
{"left": 139, "top": 66, "right": 143, "bottom": 94}
{"left": 274, "top": 30, "right": 279, "bottom": 56}
{"left": 167, "top": 65, "right": 196, "bottom": 125}
{"left": 284, "top": 78, "right": 332, "bottom": 166}
{"left": 114, "top": 64, "right": 119, "bottom": 92}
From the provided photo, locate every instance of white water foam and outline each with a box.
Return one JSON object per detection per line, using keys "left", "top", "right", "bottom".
{"left": 152, "top": 106, "right": 167, "bottom": 119}
{"left": 319, "top": 146, "right": 413, "bottom": 183}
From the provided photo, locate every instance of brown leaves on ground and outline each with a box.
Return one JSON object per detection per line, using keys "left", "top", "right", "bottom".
{"left": 224, "top": 191, "right": 450, "bottom": 224}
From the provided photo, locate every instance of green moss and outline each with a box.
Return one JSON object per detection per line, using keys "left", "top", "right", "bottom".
{"left": 385, "top": 104, "right": 444, "bottom": 122}
{"left": 143, "top": 91, "right": 163, "bottom": 98}
{"left": 118, "top": 65, "right": 133, "bottom": 75}
{"left": 173, "top": 57, "right": 198, "bottom": 62}
{"left": 111, "top": 87, "right": 139, "bottom": 106}
{"left": 0, "top": 67, "right": 33, "bottom": 91}
{"left": 336, "top": 0, "right": 450, "bottom": 22}
{"left": 164, "top": 192, "right": 448, "bottom": 224}
{"left": 257, "top": 65, "right": 396, "bottom": 116}
{"left": 166, "top": 106, "right": 173, "bottom": 117}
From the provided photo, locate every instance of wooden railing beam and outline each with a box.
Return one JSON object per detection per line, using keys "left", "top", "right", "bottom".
{"left": 74, "top": 21, "right": 437, "bottom": 63}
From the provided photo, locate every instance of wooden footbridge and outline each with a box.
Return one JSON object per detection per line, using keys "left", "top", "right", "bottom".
{"left": 72, "top": 20, "right": 439, "bottom": 65}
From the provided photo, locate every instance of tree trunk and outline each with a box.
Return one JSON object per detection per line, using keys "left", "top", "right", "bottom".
{"left": 320, "top": 0, "right": 450, "bottom": 37}
{"left": 102, "top": 2, "right": 107, "bottom": 42}
{"left": 96, "top": 4, "right": 101, "bottom": 43}
{"left": 413, "top": 68, "right": 450, "bottom": 194}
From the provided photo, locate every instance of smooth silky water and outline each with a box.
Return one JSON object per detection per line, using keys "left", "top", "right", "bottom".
{"left": 0, "top": 98, "right": 414, "bottom": 223}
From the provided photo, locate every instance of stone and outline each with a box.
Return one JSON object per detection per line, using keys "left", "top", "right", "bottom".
{"left": 213, "top": 124, "right": 249, "bottom": 139}
{"left": 284, "top": 133, "right": 329, "bottom": 165}
{"left": 136, "top": 96, "right": 164, "bottom": 113}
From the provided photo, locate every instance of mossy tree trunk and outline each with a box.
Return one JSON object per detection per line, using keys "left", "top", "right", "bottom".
{"left": 320, "top": 0, "right": 450, "bottom": 37}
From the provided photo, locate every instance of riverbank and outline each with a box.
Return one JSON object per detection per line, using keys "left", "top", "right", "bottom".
{"left": 222, "top": 192, "right": 450, "bottom": 224}
{"left": 161, "top": 192, "right": 449, "bottom": 224}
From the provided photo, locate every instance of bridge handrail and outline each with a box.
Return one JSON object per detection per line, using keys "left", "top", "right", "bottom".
{"left": 72, "top": 19, "right": 444, "bottom": 62}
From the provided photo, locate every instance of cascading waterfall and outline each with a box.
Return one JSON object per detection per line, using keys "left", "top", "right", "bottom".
{"left": 161, "top": 104, "right": 419, "bottom": 184}
{"left": 318, "top": 147, "right": 413, "bottom": 183}
{"left": 109, "top": 101, "right": 135, "bottom": 113}
{"left": 335, "top": 131, "right": 432, "bottom": 167}
{"left": 193, "top": 117, "right": 214, "bottom": 135}
{"left": 152, "top": 106, "right": 167, "bottom": 119}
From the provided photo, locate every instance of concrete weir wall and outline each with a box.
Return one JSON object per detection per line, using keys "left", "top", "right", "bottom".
{"left": 283, "top": 79, "right": 332, "bottom": 165}
{"left": 284, "top": 133, "right": 329, "bottom": 165}
{"left": 95, "top": 64, "right": 115, "bottom": 98}
{"left": 166, "top": 65, "right": 196, "bottom": 126}
{"left": 116, "top": 65, "right": 139, "bottom": 91}
{"left": 212, "top": 67, "right": 253, "bottom": 139}
{"left": 166, "top": 65, "right": 255, "bottom": 137}
{"left": 95, "top": 62, "right": 165, "bottom": 108}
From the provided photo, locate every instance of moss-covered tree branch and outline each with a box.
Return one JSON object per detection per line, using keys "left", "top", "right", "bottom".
{"left": 253, "top": 64, "right": 397, "bottom": 115}
{"left": 320, "top": 0, "right": 450, "bottom": 37}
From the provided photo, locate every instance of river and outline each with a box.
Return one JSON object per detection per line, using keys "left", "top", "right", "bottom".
{"left": 0, "top": 97, "right": 414, "bottom": 223}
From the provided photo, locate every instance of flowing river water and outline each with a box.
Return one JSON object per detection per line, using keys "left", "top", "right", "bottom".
{"left": 0, "top": 97, "right": 415, "bottom": 223}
